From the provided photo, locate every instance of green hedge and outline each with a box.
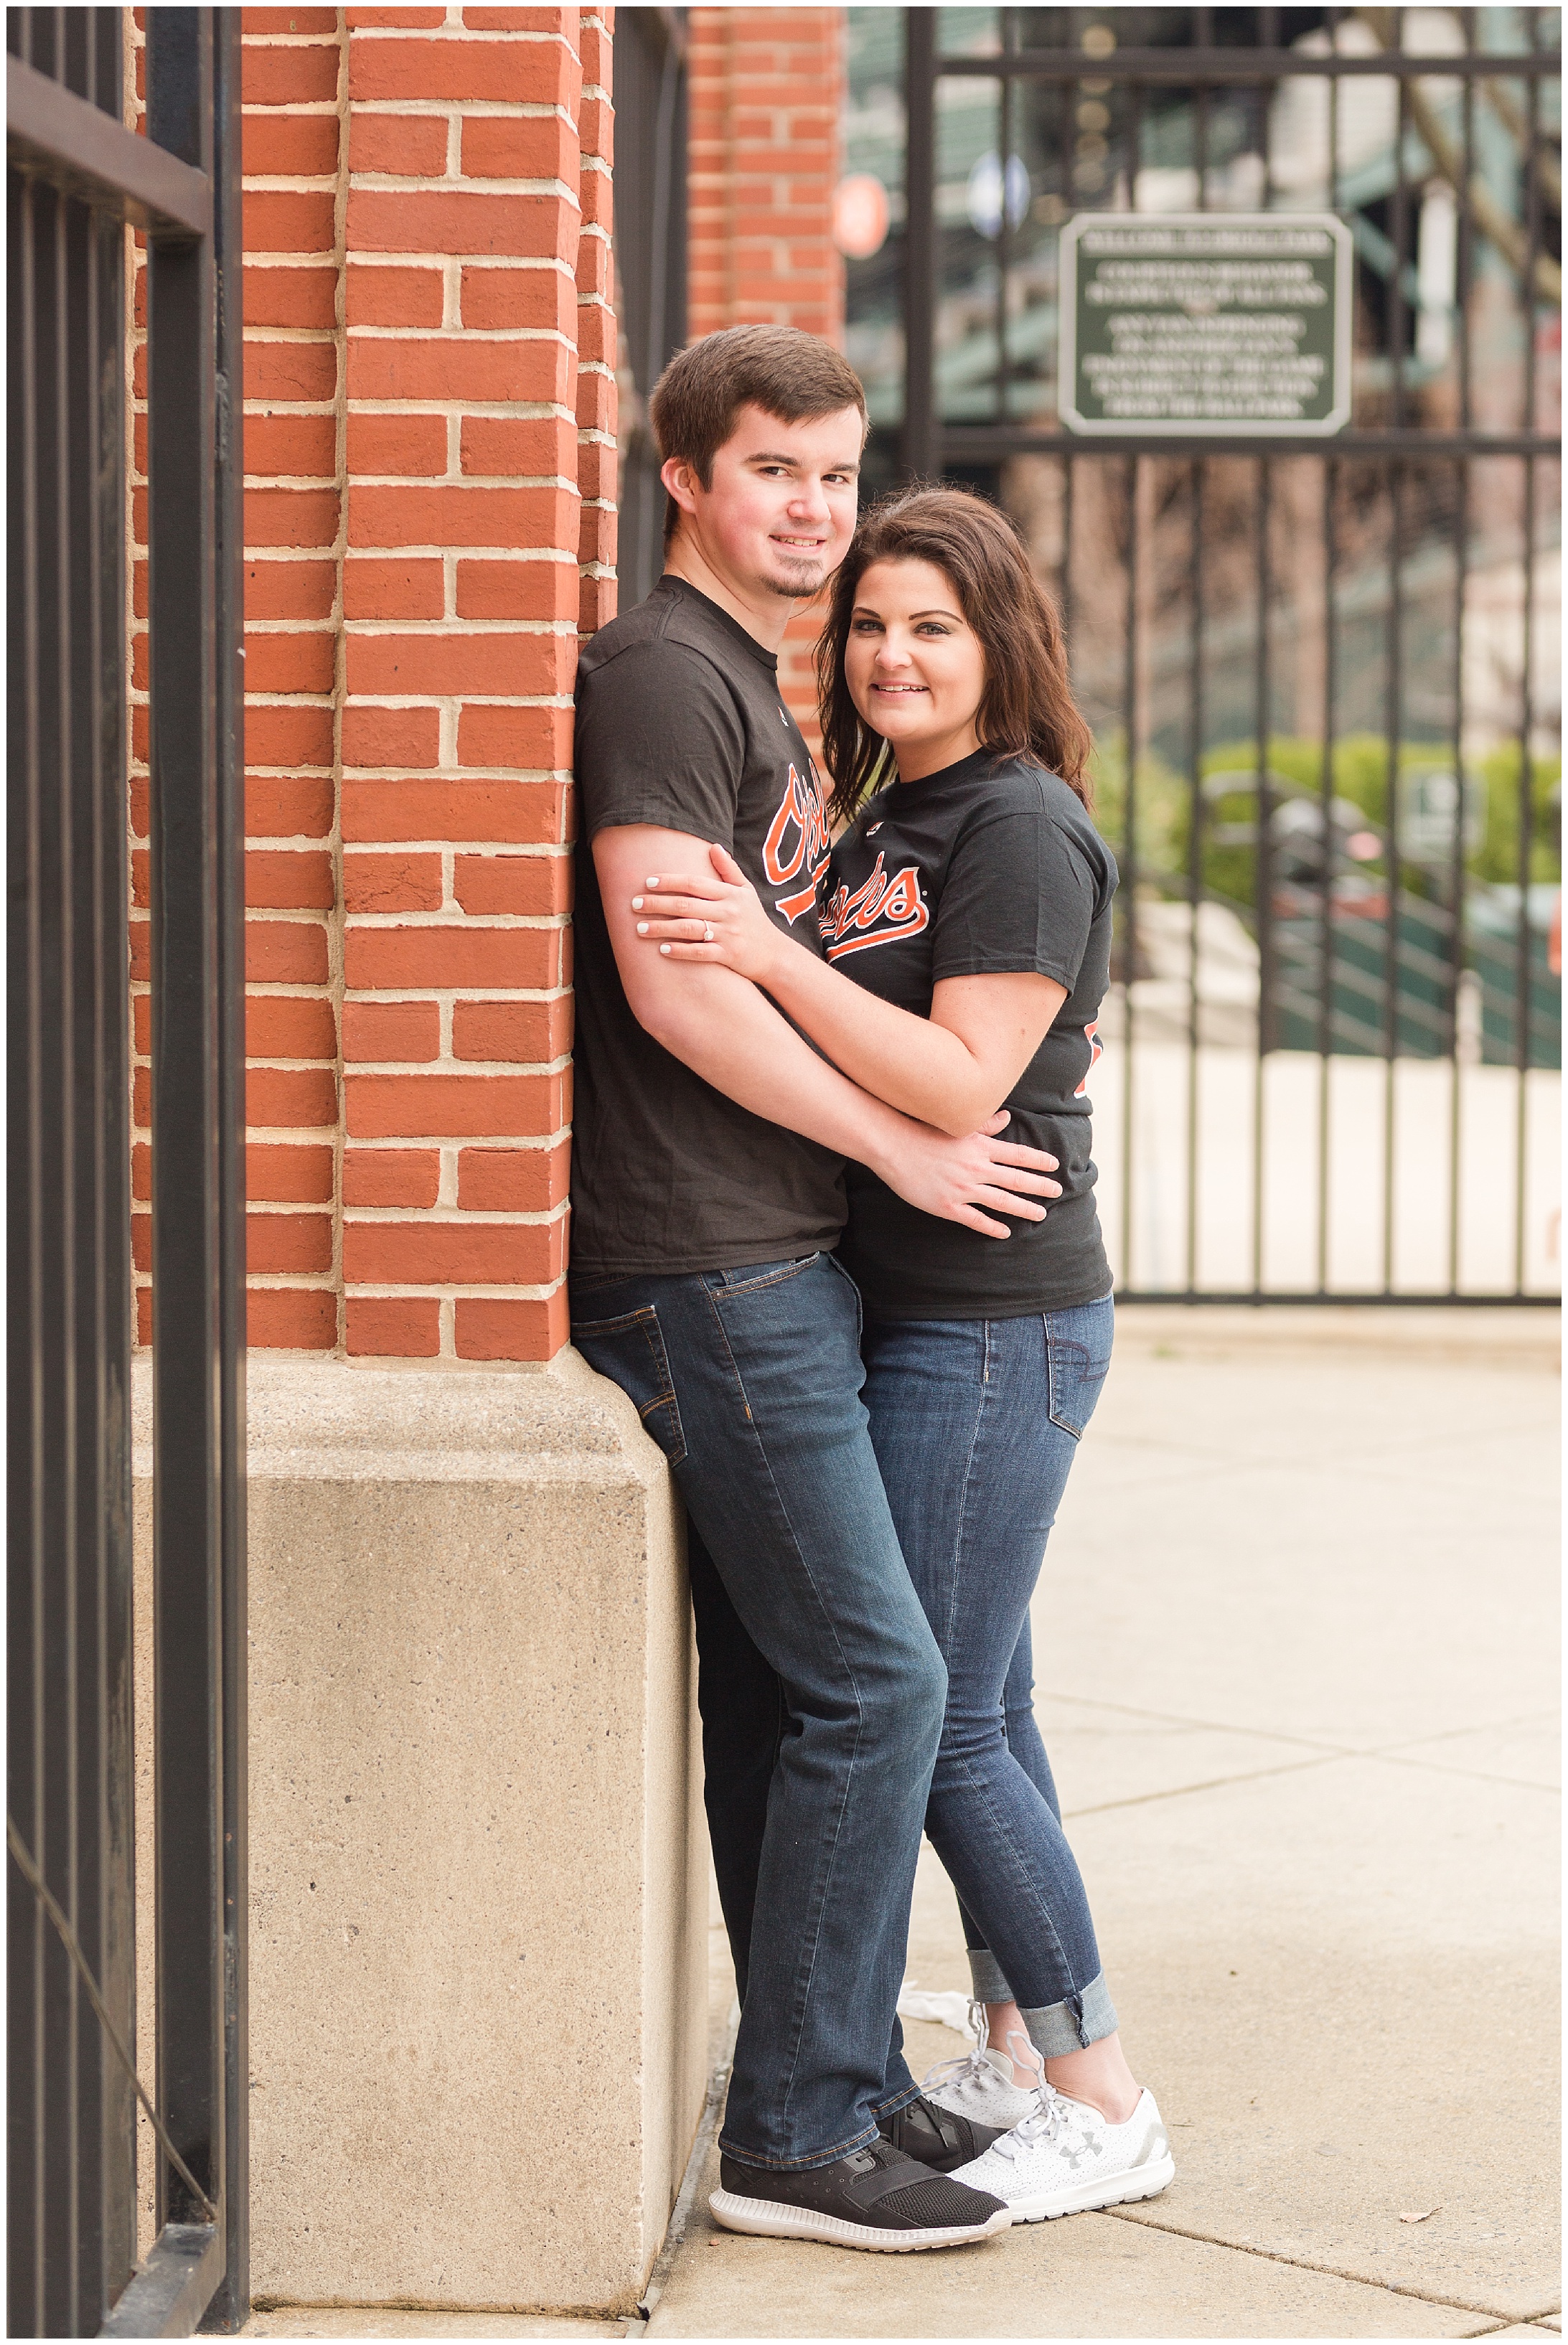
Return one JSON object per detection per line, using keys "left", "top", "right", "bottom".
{"left": 1087, "top": 732, "right": 1562, "bottom": 902}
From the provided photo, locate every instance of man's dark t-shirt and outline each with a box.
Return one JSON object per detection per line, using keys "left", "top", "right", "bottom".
{"left": 825, "top": 748, "right": 1118, "bottom": 1318}
{"left": 571, "top": 576, "right": 846, "bottom": 1279}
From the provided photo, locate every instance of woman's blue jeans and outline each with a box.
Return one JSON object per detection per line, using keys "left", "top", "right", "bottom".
{"left": 862, "top": 1293, "right": 1119, "bottom": 2059}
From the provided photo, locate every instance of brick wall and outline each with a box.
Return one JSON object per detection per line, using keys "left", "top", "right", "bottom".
{"left": 128, "top": 5, "right": 612, "bottom": 1366}
{"left": 685, "top": 6, "right": 847, "bottom": 752}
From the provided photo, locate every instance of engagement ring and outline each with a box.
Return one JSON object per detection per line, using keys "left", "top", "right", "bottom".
{"left": 704, "top": 924, "right": 714, "bottom": 941}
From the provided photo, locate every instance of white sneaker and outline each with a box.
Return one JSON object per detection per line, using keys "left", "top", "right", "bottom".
{"left": 921, "top": 2041, "right": 1038, "bottom": 2134}
{"left": 950, "top": 2083, "right": 1175, "bottom": 2221}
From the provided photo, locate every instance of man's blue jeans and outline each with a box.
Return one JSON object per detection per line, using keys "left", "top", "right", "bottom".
{"left": 569, "top": 1251, "right": 944, "bottom": 2169}
{"left": 863, "top": 1296, "right": 1119, "bottom": 2059}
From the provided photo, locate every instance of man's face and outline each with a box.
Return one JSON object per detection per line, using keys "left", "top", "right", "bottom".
{"left": 663, "top": 402, "right": 863, "bottom": 601}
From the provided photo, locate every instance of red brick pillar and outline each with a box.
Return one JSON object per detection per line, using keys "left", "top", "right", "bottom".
{"left": 337, "top": 5, "right": 604, "bottom": 1368}
{"left": 130, "top": 6, "right": 610, "bottom": 1368}
{"left": 686, "top": 6, "right": 847, "bottom": 753}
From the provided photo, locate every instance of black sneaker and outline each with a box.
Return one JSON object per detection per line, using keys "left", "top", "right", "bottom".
{"left": 878, "top": 2091, "right": 1008, "bottom": 2174}
{"left": 710, "top": 2136, "right": 1011, "bottom": 2252}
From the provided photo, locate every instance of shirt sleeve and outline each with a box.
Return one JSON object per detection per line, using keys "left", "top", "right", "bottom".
{"left": 930, "top": 805, "right": 1099, "bottom": 990}
{"left": 575, "top": 641, "right": 746, "bottom": 846}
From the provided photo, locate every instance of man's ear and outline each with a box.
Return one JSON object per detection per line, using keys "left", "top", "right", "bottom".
{"left": 660, "top": 454, "right": 699, "bottom": 522}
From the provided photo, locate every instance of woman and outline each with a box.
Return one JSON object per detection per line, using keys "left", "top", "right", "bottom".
{"left": 629, "top": 486, "right": 1171, "bottom": 2222}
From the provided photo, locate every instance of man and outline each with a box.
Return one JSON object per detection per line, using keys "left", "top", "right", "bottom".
{"left": 569, "top": 326, "right": 1058, "bottom": 2252}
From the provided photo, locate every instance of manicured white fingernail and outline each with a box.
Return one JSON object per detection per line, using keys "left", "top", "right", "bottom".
{"left": 659, "top": 944, "right": 671, "bottom": 955}
{"left": 647, "top": 876, "right": 660, "bottom": 887}
{"left": 631, "top": 896, "right": 643, "bottom": 909}
{"left": 636, "top": 921, "right": 648, "bottom": 934}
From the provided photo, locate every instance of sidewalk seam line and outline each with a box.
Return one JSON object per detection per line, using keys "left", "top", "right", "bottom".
{"left": 1102, "top": 2207, "right": 1561, "bottom": 2324}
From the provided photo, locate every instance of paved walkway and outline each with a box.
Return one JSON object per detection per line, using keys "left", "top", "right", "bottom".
{"left": 245, "top": 1307, "right": 1559, "bottom": 2341}
{"left": 643, "top": 1307, "right": 1560, "bottom": 2341}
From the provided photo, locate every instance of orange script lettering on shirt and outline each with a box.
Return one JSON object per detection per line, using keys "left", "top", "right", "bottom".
{"left": 819, "top": 852, "right": 931, "bottom": 961}
{"left": 764, "top": 761, "right": 832, "bottom": 925}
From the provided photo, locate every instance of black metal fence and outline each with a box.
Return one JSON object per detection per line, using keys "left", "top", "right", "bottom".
{"left": 8, "top": 10, "right": 248, "bottom": 2333}
{"left": 888, "top": 6, "right": 1560, "bottom": 1301}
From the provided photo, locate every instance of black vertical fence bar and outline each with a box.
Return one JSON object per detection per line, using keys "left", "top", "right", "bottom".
{"left": 1119, "top": 454, "right": 1139, "bottom": 1289}
{"left": 1383, "top": 458, "right": 1404, "bottom": 1295}
{"left": 1447, "top": 14, "right": 1476, "bottom": 1296}
{"left": 1317, "top": 50, "right": 1342, "bottom": 1295}
{"left": 1317, "top": 458, "right": 1338, "bottom": 1292}
{"left": 995, "top": 11, "right": 1011, "bottom": 427}
{"left": 1185, "top": 458, "right": 1203, "bottom": 1294}
{"left": 7, "top": 138, "right": 36, "bottom": 2336}
{"left": 72, "top": 17, "right": 139, "bottom": 2318}
{"left": 1253, "top": 42, "right": 1276, "bottom": 1299}
{"left": 1252, "top": 459, "right": 1272, "bottom": 1295}
{"left": 1381, "top": 22, "right": 1409, "bottom": 1294}
{"left": 1118, "top": 78, "right": 1144, "bottom": 1292}
{"left": 1513, "top": 18, "right": 1543, "bottom": 1296}
{"left": 1193, "top": 5, "right": 1210, "bottom": 197}
{"left": 207, "top": 11, "right": 249, "bottom": 2326}
{"left": 903, "top": 7, "right": 936, "bottom": 481}
{"left": 145, "top": 3, "right": 229, "bottom": 2246}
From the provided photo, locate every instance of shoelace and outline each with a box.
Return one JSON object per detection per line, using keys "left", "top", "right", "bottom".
{"left": 919, "top": 1998, "right": 997, "bottom": 2100}
{"left": 988, "top": 2030, "right": 1105, "bottom": 2165}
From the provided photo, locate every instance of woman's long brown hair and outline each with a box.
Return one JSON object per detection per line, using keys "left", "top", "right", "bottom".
{"left": 816, "top": 484, "right": 1094, "bottom": 829}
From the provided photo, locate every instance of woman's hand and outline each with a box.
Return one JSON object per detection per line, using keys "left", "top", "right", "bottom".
{"left": 631, "top": 843, "right": 784, "bottom": 985}
{"left": 877, "top": 1111, "right": 1061, "bottom": 1238}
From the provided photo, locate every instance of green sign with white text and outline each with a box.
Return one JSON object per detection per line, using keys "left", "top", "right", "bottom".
{"left": 1059, "top": 214, "right": 1353, "bottom": 436}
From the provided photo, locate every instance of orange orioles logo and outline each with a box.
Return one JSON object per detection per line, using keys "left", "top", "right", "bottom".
{"left": 1075, "top": 1019, "right": 1102, "bottom": 1097}
{"left": 818, "top": 852, "right": 931, "bottom": 962}
{"left": 763, "top": 760, "right": 832, "bottom": 926}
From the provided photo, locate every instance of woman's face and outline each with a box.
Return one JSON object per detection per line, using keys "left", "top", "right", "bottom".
{"left": 843, "top": 557, "right": 987, "bottom": 781}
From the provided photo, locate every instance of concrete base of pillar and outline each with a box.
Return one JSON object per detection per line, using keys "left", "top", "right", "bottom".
{"left": 134, "top": 1350, "right": 708, "bottom": 2317}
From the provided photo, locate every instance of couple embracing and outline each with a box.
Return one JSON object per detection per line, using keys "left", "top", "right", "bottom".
{"left": 568, "top": 324, "right": 1171, "bottom": 2255}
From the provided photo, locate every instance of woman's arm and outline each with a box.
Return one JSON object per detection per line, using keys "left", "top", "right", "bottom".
{"left": 632, "top": 844, "right": 1066, "bottom": 1137}
{"left": 598, "top": 825, "right": 1061, "bottom": 1233}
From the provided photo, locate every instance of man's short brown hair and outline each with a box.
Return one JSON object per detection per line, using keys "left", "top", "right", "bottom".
{"left": 649, "top": 324, "right": 868, "bottom": 545}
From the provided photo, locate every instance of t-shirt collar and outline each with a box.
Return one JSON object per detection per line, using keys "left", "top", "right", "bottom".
{"left": 890, "top": 744, "right": 994, "bottom": 796}
{"left": 657, "top": 573, "right": 781, "bottom": 675}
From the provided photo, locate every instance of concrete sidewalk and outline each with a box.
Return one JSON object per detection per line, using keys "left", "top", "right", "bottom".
{"left": 244, "top": 1307, "right": 1558, "bottom": 2341}
{"left": 642, "top": 1308, "right": 1560, "bottom": 2341}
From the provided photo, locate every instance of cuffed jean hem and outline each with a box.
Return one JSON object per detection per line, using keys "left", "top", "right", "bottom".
{"left": 1020, "top": 1971, "right": 1119, "bottom": 2059}
{"left": 967, "top": 1946, "right": 1014, "bottom": 2003}
{"left": 717, "top": 2118, "right": 883, "bottom": 2174}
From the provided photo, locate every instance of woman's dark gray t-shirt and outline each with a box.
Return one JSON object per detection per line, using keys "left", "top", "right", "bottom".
{"left": 825, "top": 748, "right": 1118, "bottom": 1318}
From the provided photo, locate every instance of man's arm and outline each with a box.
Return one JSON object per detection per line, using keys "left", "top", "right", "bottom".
{"left": 593, "top": 824, "right": 1061, "bottom": 1237}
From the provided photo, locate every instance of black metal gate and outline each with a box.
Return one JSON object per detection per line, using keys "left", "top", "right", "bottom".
{"left": 891, "top": 6, "right": 1560, "bottom": 1301}
{"left": 9, "top": 10, "right": 249, "bottom": 2333}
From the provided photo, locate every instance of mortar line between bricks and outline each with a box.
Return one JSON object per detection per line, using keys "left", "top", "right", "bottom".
{"left": 1099, "top": 2208, "right": 1561, "bottom": 2325}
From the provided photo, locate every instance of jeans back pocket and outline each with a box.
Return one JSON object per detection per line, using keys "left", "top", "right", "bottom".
{"left": 1045, "top": 1296, "right": 1114, "bottom": 1439}
{"left": 572, "top": 1305, "right": 687, "bottom": 1467}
